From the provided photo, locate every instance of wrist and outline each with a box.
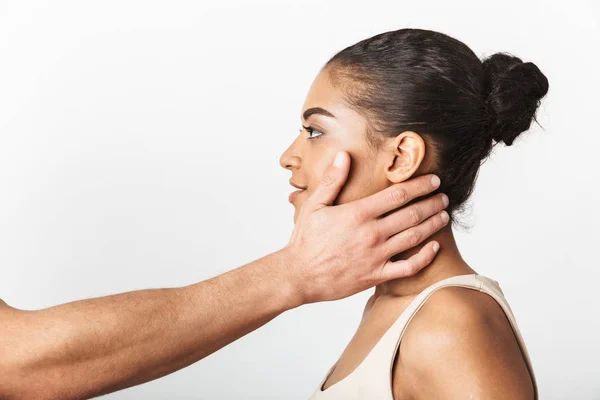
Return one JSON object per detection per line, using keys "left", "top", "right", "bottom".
{"left": 265, "top": 248, "right": 306, "bottom": 310}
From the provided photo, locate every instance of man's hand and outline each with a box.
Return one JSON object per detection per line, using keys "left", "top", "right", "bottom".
{"left": 284, "top": 151, "right": 449, "bottom": 304}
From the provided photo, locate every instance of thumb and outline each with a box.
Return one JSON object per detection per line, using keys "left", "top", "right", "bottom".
{"left": 307, "top": 151, "right": 351, "bottom": 210}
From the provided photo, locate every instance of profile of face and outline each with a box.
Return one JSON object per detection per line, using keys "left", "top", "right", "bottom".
{"left": 279, "top": 68, "right": 429, "bottom": 223}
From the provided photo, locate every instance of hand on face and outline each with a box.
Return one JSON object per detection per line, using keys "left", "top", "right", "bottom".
{"left": 282, "top": 151, "right": 449, "bottom": 304}
{"left": 280, "top": 70, "right": 388, "bottom": 223}
{"left": 279, "top": 69, "right": 449, "bottom": 303}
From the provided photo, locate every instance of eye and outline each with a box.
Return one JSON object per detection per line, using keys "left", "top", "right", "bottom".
{"left": 301, "top": 125, "right": 324, "bottom": 140}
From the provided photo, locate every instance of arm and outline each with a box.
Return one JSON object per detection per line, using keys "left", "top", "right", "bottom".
{"left": 0, "top": 251, "right": 297, "bottom": 400}
{"left": 0, "top": 151, "right": 449, "bottom": 400}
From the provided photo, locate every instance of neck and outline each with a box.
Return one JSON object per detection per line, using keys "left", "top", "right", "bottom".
{"left": 374, "top": 225, "right": 476, "bottom": 298}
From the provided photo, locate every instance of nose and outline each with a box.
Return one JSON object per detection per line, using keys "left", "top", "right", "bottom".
{"left": 279, "top": 136, "right": 302, "bottom": 171}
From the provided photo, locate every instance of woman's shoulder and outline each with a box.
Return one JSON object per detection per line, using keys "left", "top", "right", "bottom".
{"left": 393, "top": 285, "right": 534, "bottom": 399}
{"left": 400, "top": 285, "right": 512, "bottom": 360}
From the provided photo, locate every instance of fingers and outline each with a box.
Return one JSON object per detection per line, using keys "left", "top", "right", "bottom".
{"left": 382, "top": 210, "right": 449, "bottom": 259}
{"left": 378, "top": 241, "right": 440, "bottom": 282}
{"left": 352, "top": 174, "right": 441, "bottom": 219}
{"left": 377, "top": 193, "right": 449, "bottom": 239}
{"left": 304, "top": 151, "right": 351, "bottom": 211}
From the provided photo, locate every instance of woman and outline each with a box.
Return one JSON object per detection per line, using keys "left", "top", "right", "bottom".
{"left": 280, "top": 28, "right": 548, "bottom": 399}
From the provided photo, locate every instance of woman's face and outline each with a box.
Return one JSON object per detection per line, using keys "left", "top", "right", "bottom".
{"left": 279, "top": 69, "right": 398, "bottom": 223}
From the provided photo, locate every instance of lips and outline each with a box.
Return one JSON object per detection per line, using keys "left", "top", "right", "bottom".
{"left": 288, "top": 180, "right": 307, "bottom": 203}
{"left": 288, "top": 189, "right": 304, "bottom": 203}
{"left": 289, "top": 180, "right": 307, "bottom": 190}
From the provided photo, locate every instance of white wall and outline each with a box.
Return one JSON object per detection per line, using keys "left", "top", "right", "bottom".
{"left": 0, "top": 0, "right": 598, "bottom": 398}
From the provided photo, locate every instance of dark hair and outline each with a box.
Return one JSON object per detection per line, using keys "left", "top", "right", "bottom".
{"left": 324, "top": 28, "right": 549, "bottom": 228}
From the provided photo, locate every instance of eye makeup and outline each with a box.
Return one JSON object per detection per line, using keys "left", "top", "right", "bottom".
{"left": 300, "top": 125, "right": 325, "bottom": 140}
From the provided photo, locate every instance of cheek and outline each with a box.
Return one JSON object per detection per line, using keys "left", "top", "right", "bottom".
{"left": 333, "top": 154, "right": 389, "bottom": 206}
{"left": 300, "top": 152, "right": 388, "bottom": 207}
{"left": 304, "top": 148, "right": 338, "bottom": 189}
{"left": 298, "top": 140, "right": 388, "bottom": 208}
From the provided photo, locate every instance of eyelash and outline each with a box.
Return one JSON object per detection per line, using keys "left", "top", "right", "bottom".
{"left": 300, "top": 125, "right": 324, "bottom": 140}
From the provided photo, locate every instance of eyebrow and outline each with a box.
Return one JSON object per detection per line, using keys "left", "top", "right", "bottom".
{"left": 302, "top": 107, "right": 336, "bottom": 121}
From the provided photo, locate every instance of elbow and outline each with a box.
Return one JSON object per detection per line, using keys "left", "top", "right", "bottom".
{"left": 0, "top": 361, "right": 66, "bottom": 400}
{"left": 0, "top": 308, "right": 22, "bottom": 399}
{"left": 0, "top": 352, "right": 34, "bottom": 400}
{"left": 0, "top": 308, "right": 56, "bottom": 400}
{"left": 0, "top": 338, "right": 89, "bottom": 399}
{"left": 0, "top": 344, "right": 39, "bottom": 400}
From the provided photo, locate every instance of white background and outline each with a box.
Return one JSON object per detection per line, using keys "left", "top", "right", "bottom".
{"left": 1, "top": 0, "right": 598, "bottom": 399}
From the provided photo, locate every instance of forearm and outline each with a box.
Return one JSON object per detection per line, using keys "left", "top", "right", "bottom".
{"left": 0, "top": 250, "right": 298, "bottom": 400}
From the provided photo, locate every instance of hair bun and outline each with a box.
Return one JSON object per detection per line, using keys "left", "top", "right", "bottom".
{"left": 482, "top": 52, "right": 549, "bottom": 146}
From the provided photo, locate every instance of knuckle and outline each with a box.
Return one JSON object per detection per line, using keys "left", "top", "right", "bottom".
{"left": 407, "top": 230, "right": 422, "bottom": 247}
{"left": 321, "top": 171, "right": 335, "bottom": 186}
{"left": 367, "top": 229, "right": 378, "bottom": 245}
{"left": 404, "top": 259, "right": 417, "bottom": 275}
{"left": 401, "top": 260, "right": 417, "bottom": 278}
{"left": 408, "top": 207, "right": 422, "bottom": 225}
{"left": 419, "top": 177, "right": 431, "bottom": 193}
{"left": 411, "top": 259, "right": 423, "bottom": 275}
{"left": 356, "top": 207, "right": 370, "bottom": 223}
{"left": 389, "top": 188, "right": 408, "bottom": 205}
{"left": 359, "top": 227, "right": 378, "bottom": 246}
{"left": 349, "top": 207, "right": 367, "bottom": 225}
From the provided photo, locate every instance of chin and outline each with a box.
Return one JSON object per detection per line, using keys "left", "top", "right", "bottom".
{"left": 292, "top": 200, "right": 307, "bottom": 224}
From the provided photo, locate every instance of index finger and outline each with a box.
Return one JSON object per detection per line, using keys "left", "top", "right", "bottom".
{"left": 352, "top": 174, "right": 441, "bottom": 219}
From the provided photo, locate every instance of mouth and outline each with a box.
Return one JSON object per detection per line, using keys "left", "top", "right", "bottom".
{"left": 289, "top": 180, "right": 307, "bottom": 203}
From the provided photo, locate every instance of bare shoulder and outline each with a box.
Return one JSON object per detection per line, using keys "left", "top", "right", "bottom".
{"left": 393, "top": 286, "right": 535, "bottom": 400}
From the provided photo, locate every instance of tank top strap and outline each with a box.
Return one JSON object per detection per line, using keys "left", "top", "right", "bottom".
{"left": 361, "top": 274, "right": 486, "bottom": 368}
{"left": 351, "top": 275, "right": 490, "bottom": 385}
{"left": 352, "top": 274, "right": 537, "bottom": 399}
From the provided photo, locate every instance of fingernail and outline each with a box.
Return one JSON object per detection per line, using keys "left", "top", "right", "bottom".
{"left": 333, "top": 152, "right": 345, "bottom": 167}
{"left": 442, "top": 193, "right": 449, "bottom": 206}
{"left": 432, "top": 242, "right": 440, "bottom": 252}
{"left": 440, "top": 211, "right": 449, "bottom": 223}
{"left": 431, "top": 175, "right": 440, "bottom": 188}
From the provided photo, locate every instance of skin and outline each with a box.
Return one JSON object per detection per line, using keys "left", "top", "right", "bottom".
{"left": 0, "top": 121, "right": 450, "bottom": 398}
{"left": 280, "top": 67, "right": 535, "bottom": 399}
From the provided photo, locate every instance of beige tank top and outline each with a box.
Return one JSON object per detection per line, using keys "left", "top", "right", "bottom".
{"left": 308, "top": 274, "right": 538, "bottom": 400}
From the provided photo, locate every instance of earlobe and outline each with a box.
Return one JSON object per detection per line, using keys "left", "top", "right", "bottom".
{"left": 384, "top": 131, "right": 426, "bottom": 183}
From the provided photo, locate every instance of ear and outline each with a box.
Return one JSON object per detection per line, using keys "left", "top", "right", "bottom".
{"left": 384, "top": 131, "right": 426, "bottom": 183}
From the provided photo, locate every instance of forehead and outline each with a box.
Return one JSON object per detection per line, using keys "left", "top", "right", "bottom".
{"left": 301, "top": 69, "right": 375, "bottom": 146}
{"left": 301, "top": 69, "right": 351, "bottom": 119}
